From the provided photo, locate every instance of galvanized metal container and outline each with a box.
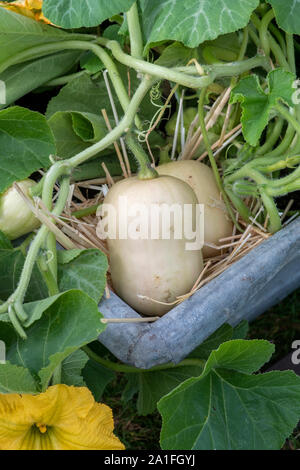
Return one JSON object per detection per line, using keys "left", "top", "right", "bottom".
{"left": 98, "top": 218, "right": 300, "bottom": 369}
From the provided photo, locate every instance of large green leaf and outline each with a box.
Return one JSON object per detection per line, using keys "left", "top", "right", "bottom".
{"left": 0, "top": 8, "right": 92, "bottom": 64}
{"left": 46, "top": 70, "right": 162, "bottom": 158}
{"left": 189, "top": 324, "right": 234, "bottom": 360}
{"left": 57, "top": 249, "right": 108, "bottom": 304}
{"left": 0, "top": 51, "right": 82, "bottom": 109}
{"left": 140, "top": 0, "right": 259, "bottom": 53}
{"left": 71, "top": 112, "right": 108, "bottom": 143}
{"left": 230, "top": 69, "right": 295, "bottom": 146}
{"left": 0, "top": 106, "right": 56, "bottom": 194}
{"left": 61, "top": 349, "right": 89, "bottom": 387}
{"left": 136, "top": 365, "right": 204, "bottom": 416}
{"left": 42, "top": 0, "right": 135, "bottom": 28}
{"left": 46, "top": 67, "right": 156, "bottom": 125}
{"left": 158, "top": 340, "right": 300, "bottom": 450}
{"left": 123, "top": 323, "right": 248, "bottom": 415}
{"left": 0, "top": 231, "right": 12, "bottom": 250}
{"left": 48, "top": 111, "right": 91, "bottom": 159}
{"left": 0, "top": 249, "right": 48, "bottom": 303}
{"left": 268, "top": 0, "right": 300, "bottom": 34}
{"left": 0, "top": 363, "right": 37, "bottom": 393}
{"left": 3, "top": 289, "right": 105, "bottom": 390}
{"left": 83, "top": 360, "right": 116, "bottom": 401}
{"left": 46, "top": 73, "right": 118, "bottom": 120}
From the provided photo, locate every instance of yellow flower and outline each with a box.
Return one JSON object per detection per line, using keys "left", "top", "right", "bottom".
{"left": 0, "top": 384, "right": 125, "bottom": 450}
{"left": 0, "top": 0, "right": 52, "bottom": 24}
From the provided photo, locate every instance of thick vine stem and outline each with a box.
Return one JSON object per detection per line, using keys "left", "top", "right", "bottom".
{"left": 127, "top": 1, "right": 144, "bottom": 60}
{"left": 225, "top": 187, "right": 253, "bottom": 222}
{"left": 256, "top": 117, "right": 284, "bottom": 155}
{"left": 67, "top": 75, "right": 156, "bottom": 168}
{"left": 251, "top": 12, "right": 290, "bottom": 71}
{"left": 276, "top": 103, "right": 300, "bottom": 137}
{"left": 261, "top": 123, "right": 295, "bottom": 159}
{"left": 97, "top": 38, "right": 213, "bottom": 88}
{"left": 82, "top": 346, "right": 205, "bottom": 373}
{"left": 98, "top": 38, "right": 271, "bottom": 87}
{"left": 0, "top": 39, "right": 141, "bottom": 127}
{"left": 0, "top": 177, "right": 71, "bottom": 338}
{"left": 225, "top": 161, "right": 300, "bottom": 188}
{"left": 259, "top": 9, "right": 275, "bottom": 57}
{"left": 0, "top": 76, "right": 156, "bottom": 331}
{"left": 175, "top": 55, "right": 272, "bottom": 77}
{"left": 260, "top": 190, "right": 282, "bottom": 233}
{"left": 286, "top": 33, "right": 296, "bottom": 75}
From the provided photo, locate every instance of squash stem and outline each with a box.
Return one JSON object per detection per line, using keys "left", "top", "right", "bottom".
{"left": 125, "top": 132, "right": 158, "bottom": 180}
{"left": 82, "top": 346, "right": 205, "bottom": 373}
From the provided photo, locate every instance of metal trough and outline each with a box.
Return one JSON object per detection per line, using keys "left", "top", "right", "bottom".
{"left": 98, "top": 218, "right": 300, "bottom": 369}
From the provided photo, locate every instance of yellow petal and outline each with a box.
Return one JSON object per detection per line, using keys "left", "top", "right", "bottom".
{"left": 0, "top": 394, "right": 34, "bottom": 450}
{"left": 21, "top": 385, "right": 95, "bottom": 428}
{"left": 25, "top": 0, "right": 43, "bottom": 9}
{"left": 0, "top": 385, "right": 125, "bottom": 450}
{"left": 50, "top": 402, "right": 125, "bottom": 450}
{"left": 0, "top": 0, "right": 54, "bottom": 25}
{"left": 0, "top": 1, "right": 36, "bottom": 20}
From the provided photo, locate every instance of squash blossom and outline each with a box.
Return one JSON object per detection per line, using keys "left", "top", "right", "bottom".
{"left": 0, "top": 0, "right": 52, "bottom": 24}
{"left": 0, "top": 384, "right": 125, "bottom": 450}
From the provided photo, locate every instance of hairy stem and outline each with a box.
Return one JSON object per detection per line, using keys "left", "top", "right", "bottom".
{"left": 82, "top": 346, "right": 205, "bottom": 373}
{"left": 126, "top": 132, "right": 158, "bottom": 179}
{"left": 256, "top": 117, "right": 284, "bottom": 155}
{"left": 259, "top": 9, "right": 275, "bottom": 57}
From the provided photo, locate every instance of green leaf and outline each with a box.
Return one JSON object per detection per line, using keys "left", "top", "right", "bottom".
{"left": 0, "top": 249, "right": 48, "bottom": 303}
{"left": 42, "top": 0, "right": 135, "bottom": 29}
{"left": 202, "top": 339, "right": 274, "bottom": 375}
{"left": 103, "top": 24, "right": 125, "bottom": 45}
{"left": 46, "top": 67, "right": 159, "bottom": 125}
{"left": 232, "top": 320, "right": 249, "bottom": 340}
{"left": 122, "top": 373, "right": 139, "bottom": 403}
{"left": 48, "top": 111, "right": 91, "bottom": 159}
{"left": 57, "top": 249, "right": 108, "bottom": 304}
{"left": 71, "top": 112, "right": 108, "bottom": 143}
{"left": 140, "top": 0, "right": 259, "bottom": 53}
{"left": 83, "top": 359, "right": 116, "bottom": 401}
{"left": 155, "top": 43, "right": 201, "bottom": 68}
{"left": 0, "top": 363, "right": 37, "bottom": 393}
{"left": 136, "top": 365, "right": 204, "bottom": 416}
{"left": 230, "top": 69, "right": 296, "bottom": 146}
{"left": 0, "top": 106, "right": 56, "bottom": 194}
{"left": 4, "top": 289, "right": 105, "bottom": 390}
{"left": 268, "top": 0, "right": 300, "bottom": 34}
{"left": 61, "top": 349, "right": 89, "bottom": 387}
{"left": 0, "top": 51, "right": 82, "bottom": 109}
{"left": 80, "top": 52, "right": 104, "bottom": 74}
{"left": 0, "top": 8, "right": 92, "bottom": 64}
{"left": 189, "top": 324, "right": 234, "bottom": 360}
{"left": 48, "top": 110, "right": 108, "bottom": 159}
{"left": 0, "top": 231, "right": 12, "bottom": 250}
{"left": 158, "top": 340, "right": 300, "bottom": 450}
{"left": 46, "top": 73, "right": 119, "bottom": 120}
